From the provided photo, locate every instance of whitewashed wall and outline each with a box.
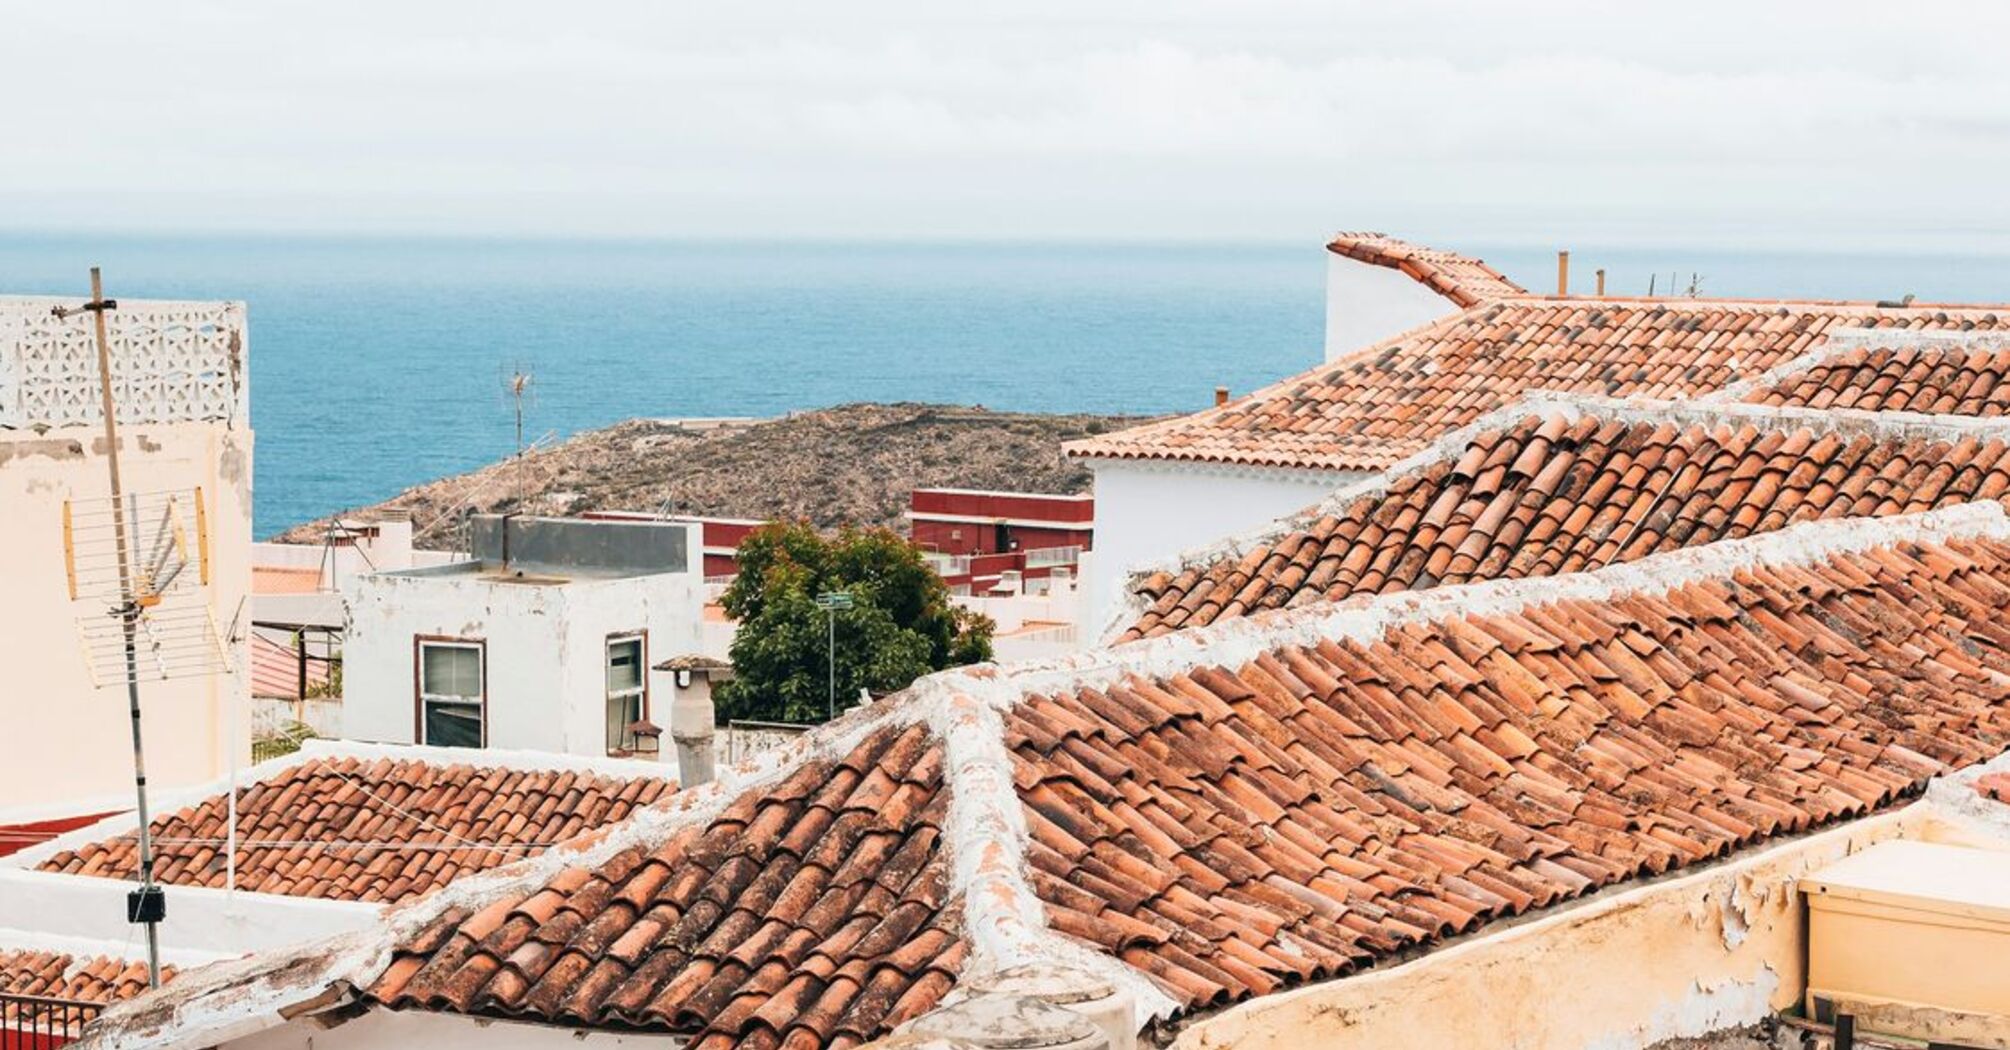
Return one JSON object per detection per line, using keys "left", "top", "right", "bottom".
{"left": 1082, "top": 459, "right": 1357, "bottom": 638}
{"left": 1323, "top": 251, "right": 1460, "bottom": 362}
{"left": 227, "top": 1008, "right": 682, "bottom": 1050}
{"left": 0, "top": 423, "right": 253, "bottom": 812}
{"left": 341, "top": 555, "right": 702, "bottom": 763}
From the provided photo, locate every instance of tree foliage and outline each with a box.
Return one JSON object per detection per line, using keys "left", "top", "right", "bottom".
{"left": 716, "top": 522, "right": 994, "bottom": 723}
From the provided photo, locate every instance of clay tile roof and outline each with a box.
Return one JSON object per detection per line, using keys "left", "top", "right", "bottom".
{"left": 1745, "top": 343, "right": 2010, "bottom": 416}
{"left": 0, "top": 948, "right": 173, "bottom": 1005}
{"left": 96, "top": 504, "right": 2010, "bottom": 1050}
{"left": 35, "top": 749, "right": 674, "bottom": 905}
{"left": 1116, "top": 397, "right": 2010, "bottom": 640}
{"left": 1013, "top": 514, "right": 2010, "bottom": 1012}
{"left": 1065, "top": 299, "right": 2010, "bottom": 473}
{"left": 1325, "top": 232, "right": 1524, "bottom": 308}
{"left": 368, "top": 721, "right": 958, "bottom": 1049}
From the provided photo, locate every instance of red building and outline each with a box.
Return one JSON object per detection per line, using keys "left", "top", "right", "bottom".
{"left": 906, "top": 488, "right": 1093, "bottom": 595}
{"left": 581, "top": 491, "right": 1093, "bottom": 595}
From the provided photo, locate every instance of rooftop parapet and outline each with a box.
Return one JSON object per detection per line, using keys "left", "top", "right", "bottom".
{"left": 0, "top": 296, "right": 247, "bottom": 431}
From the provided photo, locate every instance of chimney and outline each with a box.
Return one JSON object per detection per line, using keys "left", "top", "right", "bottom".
{"left": 1556, "top": 251, "right": 1570, "bottom": 296}
{"left": 1595, "top": 268, "right": 1606, "bottom": 297}
{"left": 661, "top": 662, "right": 718, "bottom": 786}
{"left": 1214, "top": 386, "right": 1229, "bottom": 407}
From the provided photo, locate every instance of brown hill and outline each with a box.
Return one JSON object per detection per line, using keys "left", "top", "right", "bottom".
{"left": 276, "top": 402, "right": 1155, "bottom": 548}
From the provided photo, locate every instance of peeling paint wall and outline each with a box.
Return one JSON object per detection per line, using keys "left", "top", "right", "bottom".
{"left": 0, "top": 422, "right": 253, "bottom": 811}
{"left": 341, "top": 560, "right": 703, "bottom": 761}
{"left": 225, "top": 1003, "right": 684, "bottom": 1050}
{"left": 1174, "top": 808, "right": 1935, "bottom": 1050}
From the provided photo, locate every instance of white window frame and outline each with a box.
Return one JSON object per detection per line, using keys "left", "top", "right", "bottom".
{"left": 417, "top": 639, "right": 485, "bottom": 748}
{"left": 605, "top": 632, "right": 648, "bottom": 754}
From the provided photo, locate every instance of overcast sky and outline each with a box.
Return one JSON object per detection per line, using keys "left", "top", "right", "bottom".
{"left": 7, "top": 1, "right": 2008, "bottom": 249}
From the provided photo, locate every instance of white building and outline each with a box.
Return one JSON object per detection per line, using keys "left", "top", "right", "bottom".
{"left": 341, "top": 515, "right": 703, "bottom": 762}
{"left": 0, "top": 294, "right": 252, "bottom": 817}
{"left": 1066, "top": 233, "right": 1521, "bottom": 635}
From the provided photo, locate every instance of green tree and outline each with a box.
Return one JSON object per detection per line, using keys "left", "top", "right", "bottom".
{"left": 716, "top": 522, "right": 994, "bottom": 723}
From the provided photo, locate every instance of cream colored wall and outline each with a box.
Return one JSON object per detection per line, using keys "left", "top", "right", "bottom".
{"left": 1174, "top": 808, "right": 1937, "bottom": 1050}
{"left": 0, "top": 422, "right": 252, "bottom": 813}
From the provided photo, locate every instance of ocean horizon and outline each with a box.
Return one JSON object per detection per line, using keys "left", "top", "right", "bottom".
{"left": 3, "top": 232, "right": 2008, "bottom": 537}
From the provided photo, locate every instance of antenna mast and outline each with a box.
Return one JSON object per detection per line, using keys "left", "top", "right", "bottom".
{"left": 58, "top": 268, "right": 165, "bottom": 988}
{"left": 507, "top": 367, "right": 533, "bottom": 509}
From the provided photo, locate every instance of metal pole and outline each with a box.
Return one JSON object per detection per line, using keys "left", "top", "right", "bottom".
{"left": 826, "top": 605, "right": 835, "bottom": 721}
{"left": 84, "top": 268, "right": 162, "bottom": 988}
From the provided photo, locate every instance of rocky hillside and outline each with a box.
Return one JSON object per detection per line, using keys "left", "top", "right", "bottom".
{"left": 277, "top": 403, "right": 1157, "bottom": 548}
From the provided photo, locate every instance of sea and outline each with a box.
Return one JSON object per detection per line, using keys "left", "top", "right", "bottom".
{"left": 2, "top": 233, "right": 2008, "bottom": 538}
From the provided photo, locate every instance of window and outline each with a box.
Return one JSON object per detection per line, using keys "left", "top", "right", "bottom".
{"left": 418, "top": 641, "right": 484, "bottom": 747}
{"left": 606, "top": 634, "right": 647, "bottom": 753}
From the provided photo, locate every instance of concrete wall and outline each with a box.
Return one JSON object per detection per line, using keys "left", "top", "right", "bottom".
{"left": 341, "top": 563, "right": 702, "bottom": 763}
{"left": 1323, "top": 251, "right": 1458, "bottom": 363}
{"left": 0, "top": 423, "right": 252, "bottom": 812}
{"left": 0, "top": 868, "right": 377, "bottom": 958}
{"left": 1082, "top": 459, "right": 1353, "bottom": 637}
{"left": 1174, "top": 800, "right": 2010, "bottom": 1050}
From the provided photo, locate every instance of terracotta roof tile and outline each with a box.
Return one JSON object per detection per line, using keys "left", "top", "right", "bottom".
{"left": 37, "top": 753, "right": 673, "bottom": 904}
{"left": 1747, "top": 345, "right": 2010, "bottom": 416}
{"left": 0, "top": 948, "right": 172, "bottom": 1005}
{"left": 1029, "top": 531, "right": 2010, "bottom": 1010}
{"left": 368, "top": 724, "right": 961, "bottom": 1047}
{"left": 1120, "top": 401, "right": 2010, "bottom": 639}
{"left": 1325, "top": 232, "right": 1524, "bottom": 309}
{"left": 1067, "top": 299, "right": 2008, "bottom": 472}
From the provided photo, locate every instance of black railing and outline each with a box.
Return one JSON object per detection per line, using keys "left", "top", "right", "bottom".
{"left": 0, "top": 994, "right": 103, "bottom": 1049}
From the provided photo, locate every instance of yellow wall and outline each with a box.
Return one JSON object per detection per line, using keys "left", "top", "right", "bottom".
{"left": 0, "top": 423, "right": 252, "bottom": 812}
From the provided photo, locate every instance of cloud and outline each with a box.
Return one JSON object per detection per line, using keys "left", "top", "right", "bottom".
{"left": 5, "top": 0, "right": 2008, "bottom": 246}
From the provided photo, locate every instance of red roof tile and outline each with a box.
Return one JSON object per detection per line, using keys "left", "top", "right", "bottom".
{"left": 367, "top": 723, "right": 960, "bottom": 1050}
{"left": 1067, "top": 299, "right": 2008, "bottom": 472}
{"left": 1325, "top": 232, "right": 1524, "bottom": 309}
{"left": 0, "top": 949, "right": 171, "bottom": 1004}
{"left": 37, "top": 752, "right": 674, "bottom": 904}
{"left": 1118, "top": 400, "right": 2010, "bottom": 639}
{"left": 1020, "top": 525, "right": 2010, "bottom": 1011}
{"left": 1746, "top": 344, "right": 2010, "bottom": 416}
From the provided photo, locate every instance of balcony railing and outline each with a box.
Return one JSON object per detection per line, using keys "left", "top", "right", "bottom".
{"left": 0, "top": 296, "right": 247, "bottom": 430}
{"left": 1, "top": 993, "right": 104, "bottom": 1049}
{"left": 1024, "top": 545, "right": 1083, "bottom": 569}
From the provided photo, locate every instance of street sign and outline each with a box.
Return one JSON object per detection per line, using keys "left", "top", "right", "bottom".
{"left": 816, "top": 591, "right": 854, "bottom": 610}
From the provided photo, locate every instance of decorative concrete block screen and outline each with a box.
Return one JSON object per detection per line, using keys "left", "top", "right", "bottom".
{"left": 0, "top": 297, "right": 247, "bottom": 429}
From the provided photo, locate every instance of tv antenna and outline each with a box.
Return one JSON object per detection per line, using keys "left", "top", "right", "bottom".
{"left": 502, "top": 364, "right": 535, "bottom": 510}
{"left": 51, "top": 269, "right": 230, "bottom": 989}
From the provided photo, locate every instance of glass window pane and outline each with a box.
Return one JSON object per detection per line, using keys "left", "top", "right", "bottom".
{"left": 422, "top": 644, "right": 481, "bottom": 699}
{"left": 607, "top": 638, "right": 642, "bottom": 693}
{"left": 425, "top": 701, "right": 483, "bottom": 748}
